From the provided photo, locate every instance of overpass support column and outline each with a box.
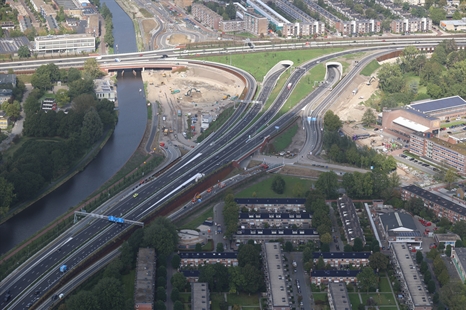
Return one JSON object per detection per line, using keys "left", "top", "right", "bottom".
{"left": 142, "top": 67, "right": 145, "bottom": 72}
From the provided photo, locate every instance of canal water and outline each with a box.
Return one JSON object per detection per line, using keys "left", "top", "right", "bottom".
{"left": 0, "top": 0, "right": 145, "bottom": 255}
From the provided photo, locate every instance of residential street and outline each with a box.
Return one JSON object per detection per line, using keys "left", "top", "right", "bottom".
{"left": 287, "top": 252, "right": 314, "bottom": 310}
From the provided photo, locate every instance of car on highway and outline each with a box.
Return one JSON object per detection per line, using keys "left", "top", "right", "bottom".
{"left": 133, "top": 193, "right": 139, "bottom": 198}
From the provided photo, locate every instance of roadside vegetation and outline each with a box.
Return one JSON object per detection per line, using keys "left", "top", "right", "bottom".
{"left": 360, "top": 59, "right": 380, "bottom": 76}
{"left": 271, "top": 122, "right": 299, "bottom": 152}
{"left": 236, "top": 174, "right": 313, "bottom": 198}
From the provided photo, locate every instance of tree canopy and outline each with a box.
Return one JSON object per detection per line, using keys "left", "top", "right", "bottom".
{"left": 143, "top": 217, "right": 178, "bottom": 255}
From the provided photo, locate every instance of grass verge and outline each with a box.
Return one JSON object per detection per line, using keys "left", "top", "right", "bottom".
{"left": 272, "top": 122, "right": 299, "bottom": 152}
{"left": 360, "top": 59, "right": 380, "bottom": 76}
{"left": 197, "top": 106, "right": 234, "bottom": 142}
{"left": 235, "top": 174, "right": 313, "bottom": 198}
{"left": 177, "top": 205, "right": 214, "bottom": 230}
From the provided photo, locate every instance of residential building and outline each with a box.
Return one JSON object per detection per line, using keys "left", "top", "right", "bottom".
{"left": 94, "top": 79, "right": 116, "bottom": 102}
{"left": 219, "top": 20, "right": 244, "bottom": 33}
{"left": 409, "top": 133, "right": 466, "bottom": 174}
{"left": 41, "top": 98, "right": 57, "bottom": 111}
{"left": 312, "top": 252, "right": 371, "bottom": 268}
{"left": 310, "top": 270, "right": 361, "bottom": 285}
{"left": 390, "top": 17, "right": 432, "bottom": 33}
{"left": 0, "top": 74, "right": 16, "bottom": 88}
{"left": 273, "top": 0, "right": 325, "bottom": 35}
{"left": 0, "top": 110, "right": 8, "bottom": 130}
{"left": 182, "top": 270, "right": 200, "bottom": 282}
{"left": 328, "top": 282, "right": 351, "bottom": 310}
{"left": 451, "top": 247, "right": 466, "bottom": 282}
{"left": 235, "top": 228, "right": 319, "bottom": 243}
{"left": 390, "top": 243, "right": 432, "bottom": 310}
{"left": 18, "top": 15, "right": 33, "bottom": 32}
{"left": 234, "top": 198, "right": 306, "bottom": 212}
{"left": 263, "top": 242, "right": 290, "bottom": 310}
{"left": 0, "top": 89, "right": 12, "bottom": 103}
{"left": 440, "top": 18, "right": 466, "bottom": 31}
{"left": 243, "top": 10, "right": 269, "bottom": 36}
{"left": 33, "top": 34, "right": 95, "bottom": 54}
{"left": 246, "top": 0, "right": 290, "bottom": 32}
{"left": 401, "top": 185, "right": 466, "bottom": 223}
{"left": 192, "top": 3, "right": 222, "bottom": 30}
{"left": 338, "top": 195, "right": 365, "bottom": 246}
{"left": 434, "top": 233, "right": 461, "bottom": 248}
{"left": 134, "top": 248, "right": 156, "bottom": 310}
{"left": 239, "top": 211, "right": 311, "bottom": 229}
{"left": 180, "top": 252, "right": 238, "bottom": 267}
{"left": 191, "top": 282, "right": 210, "bottom": 310}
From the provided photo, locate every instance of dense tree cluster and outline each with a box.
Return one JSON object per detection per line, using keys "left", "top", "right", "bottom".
{"left": 198, "top": 242, "right": 264, "bottom": 294}
{"left": 143, "top": 217, "right": 179, "bottom": 256}
{"left": 305, "top": 190, "right": 332, "bottom": 236}
{"left": 271, "top": 175, "right": 285, "bottom": 194}
{"left": 427, "top": 248, "right": 449, "bottom": 286}
{"left": 100, "top": 3, "right": 114, "bottom": 47}
{"left": 204, "top": 1, "right": 236, "bottom": 20}
{"left": 223, "top": 193, "right": 239, "bottom": 238}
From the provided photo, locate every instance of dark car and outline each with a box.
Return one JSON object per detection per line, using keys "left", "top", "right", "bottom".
{"left": 161, "top": 54, "right": 168, "bottom": 58}
{"left": 4, "top": 293, "right": 11, "bottom": 302}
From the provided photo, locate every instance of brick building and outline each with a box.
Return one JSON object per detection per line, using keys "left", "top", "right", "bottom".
{"left": 381, "top": 108, "right": 440, "bottom": 141}
{"left": 401, "top": 185, "right": 466, "bottom": 223}
{"left": 235, "top": 198, "right": 306, "bottom": 212}
{"left": 180, "top": 252, "right": 238, "bottom": 267}
{"left": 312, "top": 252, "right": 371, "bottom": 268}
{"left": 239, "top": 211, "right": 311, "bottom": 229}
{"left": 310, "top": 270, "right": 361, "bottom": 285}
{"left": 192, "top": 3, "right": 222, "bottom": 30}
{"left": 390, "top": 17, "right": 432, "bottom": 33}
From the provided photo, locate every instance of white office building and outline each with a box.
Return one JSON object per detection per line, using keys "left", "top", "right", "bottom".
{"left": 34, "top": 34, "right": 95, "bottom": 54}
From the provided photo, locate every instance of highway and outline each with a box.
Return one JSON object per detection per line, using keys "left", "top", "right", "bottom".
{"left": 0, "top": 39, "right": 456, "bottom": 308}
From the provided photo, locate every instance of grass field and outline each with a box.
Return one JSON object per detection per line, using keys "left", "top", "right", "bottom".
{"left": 227, "top": 293, "right": 260, "bottom": 306}
{"left": 442, "top": 119, "right": 465, "bottom": 128}
{"left": 235, "top": 174, "right": 313, "bottom": 198}
{"left": 179, "top": 292, "right": 191, "bottom": 303}
{"left": 195, "top": 47, "right": 345, "bottom": 81}
{"left": 404, "top": 74, "right": 427, "bottom": 94}
{"left": 177, "top": 206, "right": 214, "bottom": 230}
{"left": 211, "top": 293, "right": 224, "bottom": 310}
{"left": 360, "top": 293, "right": 396, "bottom": 305}
{"left": 17, "top": 74, "right": 33, "bottom": 84}
{"left": 379, "top": 277, "right": 392, "bottom": 292}
{"left": 348, "top": 293, "right": 361, "bottom": 310}
{"left": 272, "top": 123, "right": 299, "bottom": 152}
{"left": 360, "top": 59, "right": 380, "bottom": 76}
{"left": 313, "top": 292, "right": 327, "bottom": 301}
{"left": 121, "top": 270, "right": 136, "bottom": 302}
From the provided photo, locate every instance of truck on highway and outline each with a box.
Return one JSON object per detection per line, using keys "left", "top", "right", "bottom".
{"left": 287, "top": 83, "right": 292, "bottom": 90}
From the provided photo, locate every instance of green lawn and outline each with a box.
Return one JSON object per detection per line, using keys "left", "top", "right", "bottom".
{"left": 235, "top": 174, "right": 313, "bottom": 198}
{"left": 211, "top": 292, "right": 224, "bottom": 310}
{"left": 17, "top": 74, "right": 33, "bottom": 84}
{"left": 179, "top": 292, "right": 191, "bottom": 303}
{"left": 227, "top": 293, "right": 260, "bottom": 306}
{"left": 404, "top": 74, "right": 427, "bottom": 94}
{"left": 379, "top": 277, "right": 392, "bottom": 293}
{"left": 442, "top": 119, "right": 465, "bottom": 128}
{"left": 121, "top": 270, "right": 136, "bottom": 302}
{"left": 272, "top": 122, "right": 299, "bottom": 152}
{"left": 195, "top": 47, "right": 345, "bottom": 81}
{"left": 348, "top": 293, "right": 362, "bottom": 310}
{"left": 360, "top": 59, "right": 380, "bottom": 76}
{"left": 177, "top": 206, "right": 214, "bottom": 230}
{"left": 313, "top": 292, "right": 327, "bottom": 302}
{"left": 360, "top": 293, "right": 396, "bottom": 305}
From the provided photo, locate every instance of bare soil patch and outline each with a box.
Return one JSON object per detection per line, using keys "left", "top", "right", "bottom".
{"left": 280, "top": 165, "right": 321, "bottom": 178}
{"left": 142, "top": 19, "right": 158, "bottom": 47}
{"left": 168, "top": 33, "right": 191, "bottom": 45}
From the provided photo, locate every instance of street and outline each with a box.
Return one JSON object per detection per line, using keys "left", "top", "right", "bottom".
{"left": 286, "top": 252, "right": 314, "bottom": 310}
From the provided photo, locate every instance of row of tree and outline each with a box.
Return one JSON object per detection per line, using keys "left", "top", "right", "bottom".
{"left": 223, "top": 193, "right": 239, "bottom": 238}
{"left": 100, "top": 4, "right": 114, "bottom": 47}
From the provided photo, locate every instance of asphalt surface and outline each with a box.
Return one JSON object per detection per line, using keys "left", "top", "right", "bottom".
{"left": 287, "top": 252, "right": 313, "bottom": 310}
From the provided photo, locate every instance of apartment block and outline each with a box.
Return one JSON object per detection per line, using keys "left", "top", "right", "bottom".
{"left": 235, "top": 198, "right": 306, "bottom": 212}
{"left": 409, "top": 133, "right": 466, "bottom": 174}
{"left": 338, "top": 195, "right": 365, "bottom": 246}
{"left": 390, "top": 18, "right": 432, "bottom": 33}
{"left": 239, "top": 211, "right": 311, "bottom": 229}
{"left": 134, "top": 248, "right": 156, "bottom": 310}
{"left": 310, "top": 270, "right": 361, "bottom": 285}
{"left": 263, "top": 242, "right": 290, "bottom": 310}
{"left": 328, "top": 282, "right": 351, "bottom": 310}
{"left": 451, "top": 247, "right": 466, "bottom": 282}
{"left": 219, "top": 20, "right": 244, "bottom": 33}
{"left": 34, "top": 34, "right": 95, "bottom": 54}
{"left": 192, "top": 3, "right": 222, "bottom": 30}
{"left": 235, "top": 228, "right": 319, "bottom": 243}
{"left": 243, "top": 11, "right": 269, "bottom": 36}
{"left": 191, "top": 282, "right": 210, "bottom": 310}
{"left": 0, "top": 110, "right": 8, "bottom": 130}
{"left": 180, "top": 252, "right": 238, "bottom": 267}
{"left": 401, "top": 185, "right": 466, "bottom": 223}
{"left": 312, "top": 252, "right": 371, "bottom": 268}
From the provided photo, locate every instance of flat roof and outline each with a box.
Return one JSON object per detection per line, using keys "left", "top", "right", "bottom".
{"left": 434, "top": 233, "right": 461, "bottom": 242}
{"left": 239, "top": 212, "right": 311, "bottom": 219}
{"left": 403, "top": 107, "right": 439, "bottom": 121}
{"left": 409, "top": 96, "right": 466, "bottom": 114}
{"left": 328, "top": 282, "right": 351, "bottom": 310}
{"left": 380, "top": 212, "right": 418, "bottom": 231}
{"left": 0, "top": 37, "right": 30, "bottom": 54}
{"left": 180, "top": 252, "right": 237, "bottom": 259}
{"left": 403, "top": 185, "right": 466, "bottom": 218}
{"left": 134, "top": 248, "right": 156, "bottom": 305}
{"left": 264, "top": 242, "right": 289, "bottom": 307}
{"left": 312, "top": 252, "right": 371, "bottom": 259}
{"left": 191, "top": 282, "right": 209, "bottom": 310}
{"left": 393, "top": 117, "right": 430, "bottom": 132}
{"left": 34, "top": 33, "right": 94, "bottom": 41}
{"left": 427, "top": 135, "right": 466, "bottom": 157}
{"left": 182, "top": 270, "right": 200, "bottom": 277}
{"left": 391, "top": 243, "right": 431, "bottom": 308}
{"left": 454, "top": 248, "right": 466, "bottom": 271}
{"left": 235, "top": 198, "right": 306, "bottom": 205}
{"left": 440, "top": 19, "right": 466, "bottom": 26}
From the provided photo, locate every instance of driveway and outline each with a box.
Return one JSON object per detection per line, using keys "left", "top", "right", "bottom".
{"left": 286, "top": 252, "right": 314, "bottom": 309}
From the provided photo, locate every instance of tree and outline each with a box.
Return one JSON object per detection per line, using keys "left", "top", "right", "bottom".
{"left": 195, "top": 243, "right": 203, "bottom": 251}
{"left": 171, "top": 287, "right": 180, "bottom": 302}
{"left": 216, "top": 242, "right": 224, "bottom": 252}
{"left": 446, "top": 244, "right": 452, "bottom": 257}
{"left": 369, "top": 252, "right": 389, "bottom": 272}
{"left": 444, "top": 168, "right": 458, "bottom": 190}
{"left": 156, "top": 286, "right": 166, "bottom": 301}
{"left": 430, "top": 7, "right": 447, "bottom": 25}
{"left": 155, "top": 300, "right": 166, "bottom": 310}
{"left": 238, "top": 244, "right": 260, "bottom": 268}
{"left": 377, "top": 63, "right": 404, "bottom": 93}
{"left": 68, "top": 78, "right": 95, "bottom": 100}
{"left": 0, "top": 177, "right": 15, "bottom": 217}
{"left": 93, "top": 277, "right": 125, "bottom": 310}
{"left": 453, "top": 10, "right": 462, "bottom": 20}
{"left": 173, "top": 301, "right": 184, "bottom": 310}
{"left": 323, "top": 110, "right": 342, "bottom": 131}
{"left": 172, "top": 254, "right": 181, "bottom": 269}
{"left": 18, "top": 45, "right": 31, "bottom": 58}
{"left": 157, "top": 276, "right": 166, "bottom": 287}
{"left": 361, "top": 109, "right": 376, "bottom": 127}
{"left": 456, "top": 239, "right": 464, "bottom": 248}
{"left": 68, "top": 67, "right": 82, "bottom": 83}
{"left": 80, "top": 107, "right": 103, "bottom": 147}
{"left": 316, "top": 171, "right": 338, "bottom": 198}
{"left": 143, "top": 217, "right": 179, "bottom": 256}
{"left": 171, "top": 272, "right": 187, "bottom": 292}
{"left": 66, "top": 290, "right": 99, "bottom": 310}
{"left": 241, "top": 264, "right": 263, "bottom": 293}
{"left": 427, "top": 279, "right": 436, "bottom": 293}
{"left": 83, "top": 58, "right": 104, "bottom": 80}
{"left": 320, "top": 232, "right": 332, "bottom": 245}
{"left": 353, "top": 238, "right": 364, "bottom": 252}
{"left": 225, "top": 1, "right": 237, "bottom": 19}
{"left": 31, "top": 73, "right": 51, "bottom": 90}
{"left": 103, "top": 258, "right": 123, "bottom": 279}
{"left": 55, "top": 89, "right": 70, "bottom": 107}
{"left": 344, "top": 244, "right": 353, "bottom": 252}
{"left": 271, "top": 175, "right": 285, "bottom": 194}
{"left": 357, "top": 267, "right": 377, "bottom": 292}
{"left": 316, "top": 256, "right": 326, "bottom": 270}
{"left": 416, "top": 251, "right": 424, "bottom": 264}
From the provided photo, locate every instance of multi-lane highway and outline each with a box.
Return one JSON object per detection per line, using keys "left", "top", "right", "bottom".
{"left": 0, "top": 39, "right": 457, "bottom": 308}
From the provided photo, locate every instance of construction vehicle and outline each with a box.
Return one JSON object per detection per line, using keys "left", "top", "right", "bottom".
{"left": 192, "top": 192, "right": 202, "bottom": 203}
{"left": 163, "top": 128, "right": 169, "bottom": 135}
{"left": 207, "top": 187, "right": 213, "bottom": 193}
{"left": 185, "top": 88, "right": 200, "bottom": 96}
{"left": 171, "top": 89, "right": 180, "bottom": 94}
{"left": 366, "top": 76, "right": 376, "bottom": 85}
{"left": 223, "top": 94, "right": 230, "bottom": 100}
{"left": 218, "top": 182, "right": 225, "bottom": 188}
{"left": 162, "top": 72, "right": 167, "bottom": 77}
